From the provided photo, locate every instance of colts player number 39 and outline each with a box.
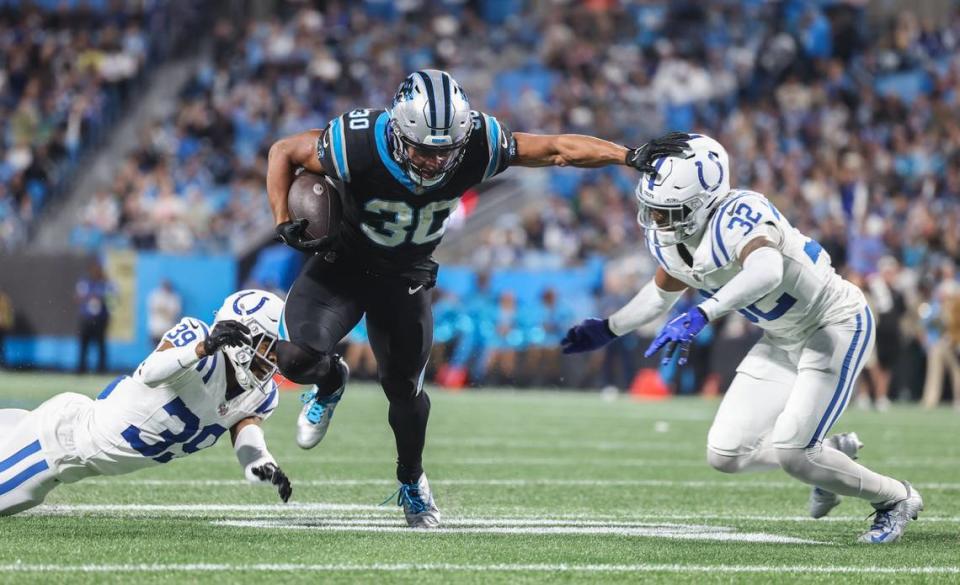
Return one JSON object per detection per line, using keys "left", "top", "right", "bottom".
{"left": 266, "top": 69, "right": 689, "bottom": 527}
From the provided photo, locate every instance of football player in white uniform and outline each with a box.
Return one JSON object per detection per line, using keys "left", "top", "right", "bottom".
{"left": 0, "top": 289, "right": 292, "bottom": 516}
{"left": 561, "top": 134, "right": 923, "bottom": 544}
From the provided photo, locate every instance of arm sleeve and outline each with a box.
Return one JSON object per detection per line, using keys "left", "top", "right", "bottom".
{"left": 133, "top": 343, "right": 201, "bottom": 387}
{"left": 234, "top": 423, "right": 277, "bottom": 483}
{"left": 317, "top": 114, "right": 351, "bottom": 183}
{"left": 478, "top": 112, "right": 515, "bottom": 181}
{"left": 132, "top": 317, "right": 208, "bottom": 387}
{"left": 697, "top": 246, "right": 784, "bottom": 321}
{"left": 607, "top": 278, "right": 685, "bottom": 336}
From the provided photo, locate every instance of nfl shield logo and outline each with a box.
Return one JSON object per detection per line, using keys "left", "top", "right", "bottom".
{"left": 217, "top": 403, "right": 229, "bottom": 417}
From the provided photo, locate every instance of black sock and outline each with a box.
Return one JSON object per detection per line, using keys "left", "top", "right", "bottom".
{"left": 388, "top": 391, "right": 431, "bottom": 483}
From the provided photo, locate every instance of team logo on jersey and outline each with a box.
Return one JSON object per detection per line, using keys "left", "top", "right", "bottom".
{"left": 218, "top": 402, "right": 229, "bottom": 417}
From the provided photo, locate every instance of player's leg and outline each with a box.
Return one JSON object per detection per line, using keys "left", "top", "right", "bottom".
{"left": 364, "top": 279, "right": 438, "bottom": 527}
{"left": 706, "top": 338, "right": 796, "bottom": 473}
{"left": 0, "top": 411, "right": 59, "bottom": 516}
{"left": 278, "top": 255, "right": 364, "bottom": 449}
{"left": 771, "top": 306, "right": 921, "bottom": 542}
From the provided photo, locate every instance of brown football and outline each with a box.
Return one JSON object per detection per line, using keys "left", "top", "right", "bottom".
{"left": 287, "top": 171, "right": 342, "bottom": 241}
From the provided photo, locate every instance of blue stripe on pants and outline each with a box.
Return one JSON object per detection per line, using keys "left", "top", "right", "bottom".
{"left": 0, "top": 440, "right": 42, "bottom": 474}
{"left": 806, "top": 311, "right": 864, "bottom": 448}
{"left": 0, "top": 460, "right": 49, "bottom": 496}
{"left": 823, "top": 307, "right": 874, "bottom": 435}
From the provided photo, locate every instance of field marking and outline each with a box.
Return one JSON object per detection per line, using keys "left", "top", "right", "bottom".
{"left": 212, "top": 518, "right": 822, "bottom": 544}
{"left": 28, "top": 504, "right": 960, "bottom": 524}
{"left": 78, "top": 477, "right": 960, "bottom": 490}
{"left": 0, "top": 563, "right": 958, "bottom": 575}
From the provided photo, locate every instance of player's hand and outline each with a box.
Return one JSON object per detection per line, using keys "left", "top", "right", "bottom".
{"left": 202, "top": 320, "right": 251, "bottom": 356}
{"left": 561, "top": 318, "right": 618, "bottom": 354}
{"left": 644, "top": 308, "right": 708, "bottom": 366}
{"left": 251, "top": 462, "right": 293, "bottom": 503}
{"left": 626, "top": 132, "right": 692, "bottom": 174}
{"left": 275, "top": 219, "right": 331, "bottom": 253}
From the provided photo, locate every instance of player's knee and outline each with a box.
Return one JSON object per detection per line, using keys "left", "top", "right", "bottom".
{"left": 276, "top": 341, "right": 333, "bottom": 385}
{"left": 380, "top": 375, "right": 422, "bottom": 403}
{"left": 706, "top": 446, "right": 747, "bottom": 474}
{"left": 775, "top": 445, "right": 814, "bottom": 478}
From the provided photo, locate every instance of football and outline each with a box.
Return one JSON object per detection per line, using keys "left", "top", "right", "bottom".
{"left": 287, "top": 171, "right": 342, "bottom": 241}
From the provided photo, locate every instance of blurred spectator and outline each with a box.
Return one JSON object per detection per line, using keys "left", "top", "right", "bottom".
{"left": 921, "top": 289, "right": 960, "bottom": 410}
{"left": 0, "top": 289, "right": 12, "bottom": 368}
{"left": 146, "top": 279, "right": 182, "bottom": 347}
{"left": 76, "top": 261, "right": 114, "bottom": 374}
{"left": 858, "top": 258, "right": 908, "bottom": 411}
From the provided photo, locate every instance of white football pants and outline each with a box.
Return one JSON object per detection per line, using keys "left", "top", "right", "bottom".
{"left": 0, "top": 408, "right": 59, "bottom": 516}
{"left": 706, "top": 305, "right": 907, "bottom": 506}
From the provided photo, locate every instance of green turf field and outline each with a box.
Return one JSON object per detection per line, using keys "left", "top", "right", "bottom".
{"left": 0, "top": 372, "right": 957, "bottom": 584}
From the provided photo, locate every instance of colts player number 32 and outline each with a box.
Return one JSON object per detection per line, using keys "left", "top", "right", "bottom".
{"left": 266, "top": 69, "right": 688, "bottom": 527}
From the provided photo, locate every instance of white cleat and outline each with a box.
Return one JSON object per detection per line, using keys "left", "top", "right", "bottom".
{"left": 808, "top": 432, "right": 864, "bottom": 518}
{"left": 295, "top": 358, "right": 348, "bottom": 450}
{"left": 385, "top": 472, "right": 441, "bottom": 528}
{"left": 859, "top": 482, "right": 923, "bottom": 544}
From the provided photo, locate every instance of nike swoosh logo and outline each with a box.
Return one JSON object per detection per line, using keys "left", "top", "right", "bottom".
{"left": 408, "top": 285, "right": 424, "bottom": 295}
{"left": 267, "top": 317, "right": 279, "bottom": 323}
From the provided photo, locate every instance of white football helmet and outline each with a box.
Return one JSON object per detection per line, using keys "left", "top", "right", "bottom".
{"left": 213, "top": 289, "right": 284, "bottom": 394}
{"left": 636, "top": 134, "right": 730, "bottom": 245}
{"left": 388, "top": 69, "right": 473, "bottom": 187}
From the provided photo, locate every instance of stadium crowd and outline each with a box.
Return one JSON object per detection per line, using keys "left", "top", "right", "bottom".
{"left": 8, "top": 0, "right": 958, "bottom": 401}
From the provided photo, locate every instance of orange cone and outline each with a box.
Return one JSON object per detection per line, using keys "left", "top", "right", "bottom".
{"left": 629, "top": 368, "right": 671, "bottom": 401}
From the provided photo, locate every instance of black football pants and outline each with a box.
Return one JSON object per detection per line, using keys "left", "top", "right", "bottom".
{"left": 280, "top": 254, "right": 432, "bottom": 483}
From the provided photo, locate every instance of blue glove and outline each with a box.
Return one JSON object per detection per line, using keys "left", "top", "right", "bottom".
{"left": 561, "top": 318, "right": 618, "bottom": 354}
{"left": 644, "top": 308, "right": 709, "bottom": 365}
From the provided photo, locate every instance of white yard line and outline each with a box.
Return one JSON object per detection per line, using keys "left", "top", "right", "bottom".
{"left": 27, "top": 504, "right": 960, "bottom": 524}
{"left": 0, "top": 563, "right": 957, "bottom": 575}
{"left": 78, "top": 477, "right": 960, "bottom": 490}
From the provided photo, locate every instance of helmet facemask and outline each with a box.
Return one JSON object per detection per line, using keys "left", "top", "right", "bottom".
{"left": 222, "top": 317, "right": 278, "bottom": 395}
{"left": 636, "top": 195, "right": 704, "bottom": 245}
{"left": 389, "top": 119, "right": 470, "bottom": 187}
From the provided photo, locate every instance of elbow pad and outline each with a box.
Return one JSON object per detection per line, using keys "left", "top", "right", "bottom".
{"left": 608, "top": 279, "right": 684, "bottom": 336}
{"left": 234, "top": 424, "right": 276, "bottom": 483}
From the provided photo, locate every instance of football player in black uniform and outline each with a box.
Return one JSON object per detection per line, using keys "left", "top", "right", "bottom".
{"left": 267, "top": 69, "right": 687, "bottom": 527}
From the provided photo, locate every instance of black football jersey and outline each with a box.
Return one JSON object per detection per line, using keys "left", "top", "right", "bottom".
{"left": 316, "top": 108, "right": 514, "bottom": 281}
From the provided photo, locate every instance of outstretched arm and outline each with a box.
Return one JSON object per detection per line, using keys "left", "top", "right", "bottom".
{"left": 231, "top": 417, "right": 292, "bottom": 503}
{"left": 561, "top": 268, "right": 686, "bottom": 354}
{"left": 512, "top": 133, "right": 628, "bottom": 168}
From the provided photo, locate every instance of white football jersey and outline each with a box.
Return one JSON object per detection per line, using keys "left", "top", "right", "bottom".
{"left": 49, "top": 317, "right": 279, "bottom": 479}
{"left": 646, "top": 189, "right": 864, "bottom": 350}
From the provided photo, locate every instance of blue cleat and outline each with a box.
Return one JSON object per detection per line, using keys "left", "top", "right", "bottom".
{"left": 383, "top": 472, "right": 441, "bottom": 528}
{"left": 295, "top": 358, "right": 348, "bottom": 449}
{"left": 858, "top": 482, "right": 923, "bottom": 544}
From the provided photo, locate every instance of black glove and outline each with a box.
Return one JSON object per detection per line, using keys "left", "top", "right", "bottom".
{"left": 626, "top": 131, "right": 692, "bottom": 174}
{"left": 275, "top": 219, "right": 331, "bottom": 253}
{"left": 251, "top": 462, "right": 293, "bottom": 503}
{"left": 202, "top": 320, "right": 251, "bottom": 355}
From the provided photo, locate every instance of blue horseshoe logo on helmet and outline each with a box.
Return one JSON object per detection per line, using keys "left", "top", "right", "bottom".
{"left": 232, "top": 292, "right": 268, "bottom": 316}
{"left": 695, "top": 151, "right": 724, "bottom": 192}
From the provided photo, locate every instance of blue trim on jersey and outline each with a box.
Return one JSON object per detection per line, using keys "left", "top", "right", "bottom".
{"left": 0, "top": 440, "right": 42, "bottom": 474}
{"left": 647, "top": 156, "right": 668, "bottom": 189}
{"left": 374, "top": 112, "right": 419, "bottom": 193}
{"left": 278, "top": 309, "right": 289, "bottom": 342}
{"left": 483, "top": 115, "right": 502, "bottom": 181}
{"left": 823, "top": 307, "right": 874, "bottom": 437}
{"left": 96, "top": 375, "right": 125, "bottom": 400}
{"left": 804, "top": 239, "right": 823, "bottom": 263}
{"left": 202, "top": 352, "right": 219, "bottom": 385}
{"left": 0, "top": 459, "right": 48, "bottom": 496}
{"left": 711, "top": 194, "right": 751, "bottom": 266}
{"left": 330, "top": 116, "right": 351, "bottom": 183}
{"left": 255, "top": 386, "right": 279, "bottom": 415}
{"left": 416, "top": 71, "right": 438, "bottom": 136}
{"left": 807, "top": 311, "right": 865, "bottom": 448}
